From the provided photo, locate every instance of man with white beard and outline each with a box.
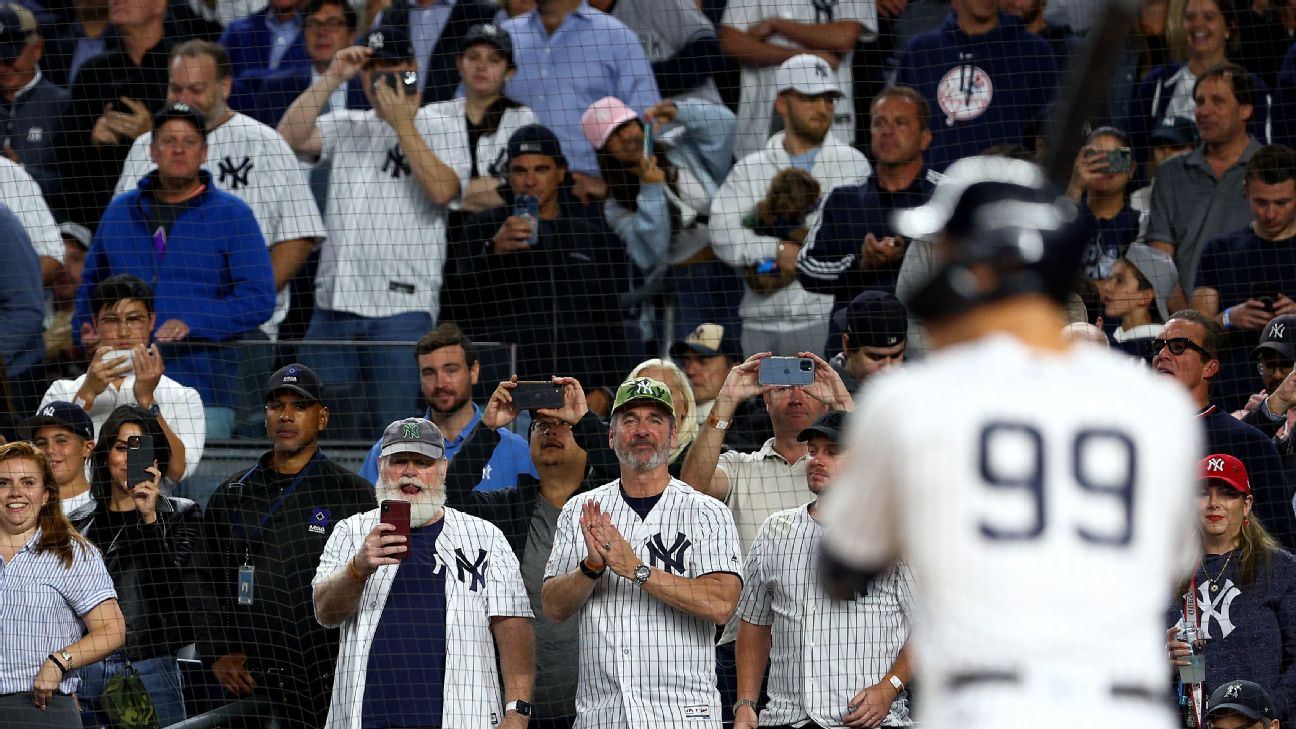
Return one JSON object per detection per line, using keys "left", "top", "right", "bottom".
{"left": 313, "top": 417, "right": 536, "bottom": 729}
{"left": 542, "top": 377, "right": 743, "bottom": 728}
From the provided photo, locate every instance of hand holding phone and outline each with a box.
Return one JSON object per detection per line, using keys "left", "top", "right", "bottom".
{"left": 758, "top": 356, "right": 815, "bottom": 386}
{"left": 380, "top": 500, "right": 412, "bottom": 561}
{"left": 127, "top": 434, "right": 155, "bottom": 488}
{"left": 511, "top": 381, "right": 564, "bottom": 410}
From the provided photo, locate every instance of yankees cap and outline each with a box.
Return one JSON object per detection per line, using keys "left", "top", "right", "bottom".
{"left": 154, "top": 103, "right": 208, "bottom": 139}
{"left": 463, "top": 23, "right": 513, "bottom": 67}
{"left": 20, "top": 401, "right": 95, "bottom": 441}
{"left": 1200, "top": 453, "right": 1250, "bottom": 495}
{"left": 1252, "top": 314, "right": 1296, "bottom": 362}
{"left": 507, "top": 124, "right": 566, "bottom": 165}
{"left": 365, "top": 24, "right": 414, "bottom": 61}
{"left": 797, "top": 409, "right": 848, "bottom": 444}
{"left": 669, "top": 323, "right": 741, "bottom": 361}
{"left": 832, "top": 291, "right": 908, "bottom": 348}
{"left": 0, "top": 4, "right": 37, "bottom": 62}
{"left": 775, "top": 54, "right": 841, "bottom": 97}
{"left": 611, "top": 377, "right": 676, "bottom": 418}
{"left": 265, "top": 363, "right": 323, "bottom": 404}
{"left": 380, "top": 418, "right": 446, "bottom": 460}
{"left": 1207, "top": 680, "right": 1275, "bottom": 722}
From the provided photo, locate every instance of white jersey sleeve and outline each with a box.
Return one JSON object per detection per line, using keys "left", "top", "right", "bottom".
{"left": 691, "top": 499, "right": 744, "bottom": 578}
{"left": 736, "top": 516, "right": 774, "bottom": 625}
{"left": 484, "top": 523, "right": 533, "bottom": 618}
{"left": 1, "top": 157, "right": 61, "bottom": 261}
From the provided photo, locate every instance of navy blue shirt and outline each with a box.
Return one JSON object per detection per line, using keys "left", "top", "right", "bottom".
{"left": 797, "top": 170, "right": 938, "bottom": 307}
{"left": 1195, "top": 227, "right": 1296, "bottom": 410}
{"left": 362, "top": 519, "right": 447, "bottom": 729}
{"left": 1078, "top": 201, "right": 1141, "bottom": 280}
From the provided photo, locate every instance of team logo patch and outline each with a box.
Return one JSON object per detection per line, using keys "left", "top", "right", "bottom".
{"left": 41, "top": 406, "right": 56, "bottom": 417}
{"left": 646, "top": 531, "right": 691, "bottom": 575}
{"left": 1274, "top": 323, "right": 1287, "bottom": 339}
{"left": 368, "top": 31, "right": 384, "bottom": 49}
{"left": 219, "top": 156, "right": 254, "bottom": 189}
{"left": 682, "top": 705, "right": 711, "bottom": 720}
{"left": 1224, "top": 683, "right": 1243, "bottom": 699}
{"left": 308, "top": 507, "right": 331, "bottom": 534}
{"left": 382, "top": 145, "right": 411, "bottom": 178}
{"left": 1206, "top": 457, "right": 1226, "bottom": 473}
{"left": 935, "top": 63, "right": 994, "bottom": 127}
{"left": 402, "top": 422, "right": 421, "bottom": 439}
{"left": 454, "top": 547, "right": 489, "bottom": 591}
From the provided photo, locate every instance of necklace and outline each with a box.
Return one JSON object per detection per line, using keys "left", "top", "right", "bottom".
{"left": 1206, "top": 550, "right": 1235, "bottom": 593}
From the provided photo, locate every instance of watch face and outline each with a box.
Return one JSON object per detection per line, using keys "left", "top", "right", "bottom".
{"left": 634, "top": 565, "right": 651, "bottom": 583}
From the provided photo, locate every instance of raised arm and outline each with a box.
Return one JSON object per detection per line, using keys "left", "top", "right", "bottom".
{"left": 278, "top": 45, "right": 370, "bottom": 157}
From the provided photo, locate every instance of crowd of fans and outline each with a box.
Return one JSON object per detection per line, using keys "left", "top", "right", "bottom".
{"left": 5, "top": 0, "right": 1296, "bottom": 726}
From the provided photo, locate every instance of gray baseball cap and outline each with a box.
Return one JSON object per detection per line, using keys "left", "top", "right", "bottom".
{"left": 1122, "top": 244, "right": 1178, "bottom": 323}
{"left": 379, "top": 418, "right": 446, "bottom": 460}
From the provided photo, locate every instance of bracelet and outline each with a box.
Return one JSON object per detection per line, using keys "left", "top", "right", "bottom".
{"left": 705, "top": 413, "right": 730, "bottom": 431}
{"left": 1222, "top": 307, "right": 1233, "bottom": 330}
{"left": 347, "top": 557, "right": 367, "bottom": 582}
{"left": 885, "top": 673, "right": 904, "bottom": 691}
{"left": 579, "top": 558, "right": 606, "bottom": 579}
{"left": 48, "top": 653, "right": 68, "bottom": 673}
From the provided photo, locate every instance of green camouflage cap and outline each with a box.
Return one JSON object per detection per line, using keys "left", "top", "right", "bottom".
{"left": 611, "top": 377, "right": 675, "bottom": 418}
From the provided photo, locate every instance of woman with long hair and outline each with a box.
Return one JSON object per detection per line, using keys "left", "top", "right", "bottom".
{"left": 0, "top": 441, "right": 124, "bottom": 727}
{"left": 628, "top": 358, "right": 698, "bottom": 471}
{"left": 1067, "top": 126, "right": 1143, "bottom": 283}
{"left": 1168, "top": 453, "right": 1296, "bottom": 725}
{"left": 75, "top": 405, "right": 202, "bottom": 729}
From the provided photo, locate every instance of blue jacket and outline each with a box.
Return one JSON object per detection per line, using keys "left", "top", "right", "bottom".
{"left": 74, "top": 169, "right": 276, "bottom": 409}
{"left": 219, "top": 8, "right": 309, "bottom": 83}
{"left": 357, "top": 403, "right": 537, "bottom": 491}
{"left": 0, "top": 203, "right": 44, "bottom": 379}
{"left": 896, "top": 13, "right": 1057, "bottom": 170}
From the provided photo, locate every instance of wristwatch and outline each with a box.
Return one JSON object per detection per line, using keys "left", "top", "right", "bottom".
{"left": 886, "top": 673, "right": 904, "bottom": 691}
{"left": 733, "top": 699, "right": 758, "bottom": 715}
{"left": 146, "top": 403, "right": 161, "bottom": 417}
{"left": 505, "top": 700, "right": 532, "bottom": 717}
{"left": 633, "top": 563, "right": 652, "bottom": 586}
{"left": 579, "top": 558, "right": 606, "bottom": 580}
{"left": 705, "top": 413, "right": 730, "bottom": 431}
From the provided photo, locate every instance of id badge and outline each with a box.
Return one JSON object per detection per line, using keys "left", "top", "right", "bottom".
{"left": 237, "top": 564, "right": 255, "bottom": 605}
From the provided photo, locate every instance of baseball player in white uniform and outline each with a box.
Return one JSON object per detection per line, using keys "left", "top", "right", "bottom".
{"left": 737, "top": 409, "right": 915, "bottom": 729}
{"left": 543, "top": 377, "right": 743, "bottom": 728}
{"left": 819, "top": 156, "right": 1204, "bottom": 729}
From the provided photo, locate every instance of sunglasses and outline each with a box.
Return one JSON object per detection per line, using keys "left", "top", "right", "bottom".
{"left": 1150, "top": 337, "right": 1213, "bottom": 359}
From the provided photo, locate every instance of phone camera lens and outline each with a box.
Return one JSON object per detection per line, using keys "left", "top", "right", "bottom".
{"left": 801, "top": 360, "right": 813, "bottom": 371}
{"left": 127, "top": 436, "right": 140, "bottom": 447}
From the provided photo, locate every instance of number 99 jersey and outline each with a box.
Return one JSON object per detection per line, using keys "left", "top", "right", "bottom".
{"left": 820, "top": 336, "right": 1202, "bottom": 729}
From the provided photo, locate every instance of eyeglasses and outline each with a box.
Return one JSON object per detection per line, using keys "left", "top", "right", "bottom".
{"left": 1150, "top": 337, "right": 1213, "bottom": 359}
{"left": 97, "top": 313, "right": 150, "bottom": 331}
{"left": 530, "top": 419, "right": 573, "bottom": 435}
{"left": 305, "top": 17, "right": 348, "bottom": 30}
{"left": 1257, "top": 358, "right": 1295, "bottom": 375}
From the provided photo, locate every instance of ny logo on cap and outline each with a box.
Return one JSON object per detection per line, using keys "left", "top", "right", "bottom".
{"left": 886, "top": 336, "right": 898, "bottom": 345}
{"left": 41, "top": 406, "right": 56, "bottom": 417}
{"left": 402, "top": 422, "right": 421, "bottom": 439}
{"left": 814, "top": 62, "right": 830, "bottom": 79}
{"left": 633, "top": 378, "right": 657, "bottom": 396}
{"left": 368, "top": 31, "right": 385, "bottom": 48}
{"left": 520, "top": 142, "right": 540, "bottom": 152}
{"left": 174, "top": 103, "right": 191, "bottom": 112}
{"left": 1207, "top": 457, "right": 1226, "bottom": 472}
{"left": 1225, "top": 683, "right": 1243, "bottom": 699}
{"left": 481, "top": 23, "right": 498, "bottom": 35}
{"left": 1273, "top": 323, "right": 1286, "bottom": 339}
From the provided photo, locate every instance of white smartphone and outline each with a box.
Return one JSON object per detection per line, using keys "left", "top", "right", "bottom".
{"left": 105, "top": 349, "right": 134, "bottom": 372}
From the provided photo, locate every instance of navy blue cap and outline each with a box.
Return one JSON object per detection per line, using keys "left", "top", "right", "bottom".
{"left": 365, "top": 24, "right": 414, "bottom": 61}
{"left": 154, "top": 103, "right": 208, "bottom": 139}
{"left": 1207, "top": 680, "right": 1276, "bottom": 723}
{"left": 20, "top": 401, "right": 95, "bottom": 441}
{"left": 797, "top": 410, "right": 848, "bottom": 443}
{"left": 0, "top": 4, "right": 36, "bottom": 62}
{"left": 832, "top": 291, "right": 908, "bottom": 348}
{"left": 463, "top": 23, "right": 512, "bottom": 67}
{"left": 265, "top": 363, "right": 323, "bottom": 403}
{"left": 507, "top": 124, "right": 566, "bottom": 165}
{"left": 669, "top": 323, "right": 741, "bottom": 361}
{"left": 1150, "top": 116, "right": 1198, "bottom": 147}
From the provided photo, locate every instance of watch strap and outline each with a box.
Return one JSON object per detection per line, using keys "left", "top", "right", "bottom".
{"left": 505, "top": 700, "right": 532, "bottom": 716}
{"left": 579, "top": 558, "right": 606, "bottom": 579}
{"left": 886, "top": 673, "right": 903, "bottom": 691}
{"left": 733, "top": 699, "right": 758, "bottom": 714}
{"left": 48, "top": 653, "right": 68, "bottom": 673}
{"left": 706, "top": 413, "right": 730, "bottom": 431}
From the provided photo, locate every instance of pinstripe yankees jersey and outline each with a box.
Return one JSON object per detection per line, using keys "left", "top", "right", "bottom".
{"left": 314, "top": 507, "right": 532, "bottom": 729}
{"left": 739, "top": 503, "right": 915, "bottom": 727}
{"left": 821, "top": 336, "right": 1202, "bottom": 729}
{"left": 115, "top": 113, "right": 327, "bottom": 338}
{"left": 544, "top": 478, "right": 743, "bottom": 728}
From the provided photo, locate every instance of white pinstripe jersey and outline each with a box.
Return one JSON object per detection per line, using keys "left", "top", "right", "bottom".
{"left": 739, "top": 503, "right": 915, "bottom": 727}
{"left": 115, "top": 113, "right": 327, "bottom": 338}
{"left": 821, "top": 336, "right": 1202, "bottom": 729}
{"left": 544, "top": 478, "right": 743, "bottom": 728}
{"left": 314, "top": 507, "right": 533, "bottom": 729}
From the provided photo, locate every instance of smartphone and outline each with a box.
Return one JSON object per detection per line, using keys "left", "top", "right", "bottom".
{"left": 1086, "top": 147, "right": 1133, "bottom": 174}
{"left": 643, "top": 123, "right": 654, "bottom": 158}
{"left": 758, "top": 356, "right": 815, "bottom": 387}
{"left": 380, "top": 499, "right": 411, "bottom": 560}
{"left": 1252, "top": 284, "right": 1281, "bottom": 313}
{"left": 511, "top": 380, "right": 564, "bottom": 411}
{"left": 371, "top": 70, "right": 418, "bottom": 96}
{"left": 127, "top": 434, "right": 154, "bottom": 487}
{"left": 513, "top": 194, "right": 540, "bottom": 246}
{"left": 105, "top": 349, "right": 134, "bottom": 372}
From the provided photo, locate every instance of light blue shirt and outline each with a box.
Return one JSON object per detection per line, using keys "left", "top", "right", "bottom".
{"left": 358, "top": 402, "right": 538, "bottom": 491}
{"left": 409, "top": 0, "right": 457, "bottom": 91}
{"left": 264, "top": 12, "right": 303, "bottom": 70}
{"left": 500, "top": 3, "right": 660, "bottom": 175}
{"left": 0, "top": 530, "right": 116, "bottom": 695}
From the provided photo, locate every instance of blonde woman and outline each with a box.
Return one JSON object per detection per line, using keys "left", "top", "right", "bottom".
{"left": 628, "top": 358, "right": 697, "bottom": 469}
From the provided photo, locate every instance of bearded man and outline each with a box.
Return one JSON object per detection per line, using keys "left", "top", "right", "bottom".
{"left": 312, "top": 417, "right": 536, "bottom": 729}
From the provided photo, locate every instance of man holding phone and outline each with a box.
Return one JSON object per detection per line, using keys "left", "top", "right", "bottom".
{"left": 43, "top": 275, "right": 204, "bottom": 482}
{"left": 313, "top": 417, "right": 535, "bottom": 729}
{"left": 1190, "top": 144, "right": 1296, "bottom": 410}
{"left": 194, "top": 363, "right": 375, "bottom": 729}
{"left": 279, "top": 24, "right": 465, "bottom": 437}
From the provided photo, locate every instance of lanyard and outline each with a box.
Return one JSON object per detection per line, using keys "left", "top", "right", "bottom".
{"left": 1182, "top": 572, "right": 1204, "bottom": 728}
{"left": 229, "top": 450, "right": 322, "bottom": 561}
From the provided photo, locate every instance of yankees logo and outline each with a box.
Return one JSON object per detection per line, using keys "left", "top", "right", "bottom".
{"left": 1198, "top": 578, "right": 1240, "bottom": 639}
{"left": 41, "top": 406, "right": 56, "bottom": 417}
{"left": 1274, "top": 323, "right": 1287, "bottom": 339}
{"left": 218, "top": 156, "right": 254, "bottom": 189}
{"left": 1224, "top": 683, "right": 1243, "bottom": 699}
{"left": 646, "top": 532, "right": 691, "bottom": 575}
{"left": 810, "top": 0, "right": 838, "bottom": 23}
{"left": 812, "top": 61, "right": 830, "bottom": 79}
{"left": 368, "top": 31, "right": 384, "bottom": 49}
{"left": 1206, "top": 457, "right": 1226, "bottom": 473}
{"left": 454, "top": 547, "right": 489, "bottom": 591}
{"left": 402, "top": 422, "right": 420, "bottom": 439}
{"left": 382, "top": 145, "right": 411, "bottom": 178}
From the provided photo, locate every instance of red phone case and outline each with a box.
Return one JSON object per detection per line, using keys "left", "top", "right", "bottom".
{"left": 380, "top": 500, "right": 411, "bottom": 560}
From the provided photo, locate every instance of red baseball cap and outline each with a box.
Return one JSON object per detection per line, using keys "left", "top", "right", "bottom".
{"left": 1200, "top": 453, "right": 1250, "bottom": 494}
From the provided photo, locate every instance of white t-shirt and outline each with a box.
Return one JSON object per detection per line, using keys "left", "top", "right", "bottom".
{"left": 115, "top": 113, "right": 327, "bottom": 339}
{"left": 0, "top": 156, "right": 61, "bottom": 262}
{"left": 314, "top": 107, "right": 453, "bottom": 319}
{"left": 820, "top": 335, "right": 1202, "bottom": 729}
{"left": 721, "top": 0, "right": 877, "bottom": 159}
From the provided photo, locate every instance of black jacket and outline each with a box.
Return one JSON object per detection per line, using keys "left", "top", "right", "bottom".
{"left": 442, "top": 411, "right": 619, "bottom": 556}
{"left": 75, "top": 495, "right": 202, "bottom": 661}
{"left": 193, "top": 449, "right": 375, "bottom": 682}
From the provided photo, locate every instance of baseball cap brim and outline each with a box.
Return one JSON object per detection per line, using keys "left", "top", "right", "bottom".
{"left": 0, "top": 40, "right": 26, "bottom": 62}
{"left": 796, "top": 423, "right": 840, "bottom": 443}
{"left": 265, "top": 385, "right": 320, "bottom": 403}
{"left": 669, "top": 340, "right": 722, "bottom": 359}
{"left": 1251, "top": 341, "right": 1296, "bottom": 362}
{"left": 18, "top": 415, "right": 86, "bottom": 441}
{"left": 1207, "top": 703, "right": 1265, "bottom": 722}
{"left": 379, "top": 441, "right": 445, "bottom": 460}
